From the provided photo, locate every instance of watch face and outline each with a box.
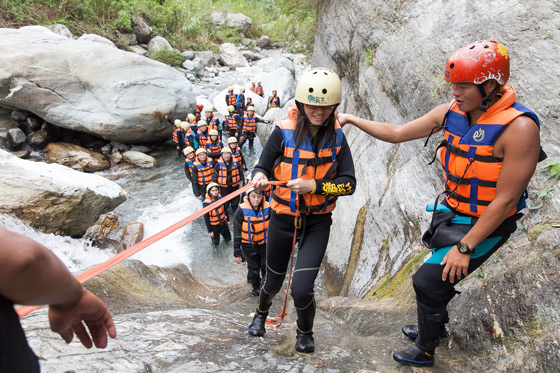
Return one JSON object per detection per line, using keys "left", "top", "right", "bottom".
{"left": 458, "top": 243, "right": 471, "bottom": 254}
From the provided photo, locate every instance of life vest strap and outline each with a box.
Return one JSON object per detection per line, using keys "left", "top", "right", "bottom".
{"left": 445, "top": 143, "right": 503, "bottom": 163}
{"left": 446, "top": 173, "right": 497, "bottom": 188}
{"left": 446, "top": 190, "right": 492, "bottom": 207}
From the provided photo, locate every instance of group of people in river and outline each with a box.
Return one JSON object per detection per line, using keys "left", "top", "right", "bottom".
{"left": 2, "top": 40, "right": 546, "bottom": 369}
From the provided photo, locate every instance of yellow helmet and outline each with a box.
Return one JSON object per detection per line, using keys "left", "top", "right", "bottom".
{"left": 227, "top": 105, "right": 235, "bottom": 112}
{"left": 227, "top": 86, "right": 234, "bottom": 91}
{"left": 206, "top": 182, "right": 220, "bottom": 193}
{"left": 240, "top": 88, "right": 246, "bottom": 92}
{"left": 180, "top": 121, "right": 189, "bottom": 130}
{"left": 187, "top": 113, "right": 196, "bottom": 121}
{"left": 198, "top": 120, "right": 207, "bottom": 127}
{"left": 247, "top": 106, "right": 255, "bottom": 111}
{"left": 221, "top": 147, "right": 232, "bottom": 153}
{"left": 295, "top": 67, "right": 341, "bottom": 106}
{"left": 227, "top": 137, "right": 238, "bottom": 144}
{"left": 196, "top": 148, "right": 207, "bottom": 155}
{"left": 209, "top": 129, "right": 219, "bottom": 136}
{"left": 204, "top": 107, "right": 213, "bottom": 112}
{"left": 183, "top": 146, "right": 195, "bottom": 155}
{"left": 174, "top": 119, "right": 182, "bottom": 127}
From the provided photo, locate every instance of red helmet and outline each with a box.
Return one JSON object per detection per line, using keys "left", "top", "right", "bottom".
{"left": 196, "top": 104, "right": 204, "bottom": 111}
{"left": 444, "top": 40, "right": 509, "bottom": 85}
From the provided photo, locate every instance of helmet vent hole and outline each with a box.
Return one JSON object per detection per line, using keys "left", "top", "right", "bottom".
{"left": 322, "top": 89, "right": 328, "bottom": 94}
{"left": 309, "top": 88, "right": 314, "bottom": 93}
{"left": 449, "top": 63, "right": 454, "bottom": 69}
{"left": 483, "top": 45, "right": 489, "bottom": 48}
{"left": 312, "top": 71, "right": 318, "bottom": 74}
{"left": 469, "top": 45, "right": 475, "bottom": 49}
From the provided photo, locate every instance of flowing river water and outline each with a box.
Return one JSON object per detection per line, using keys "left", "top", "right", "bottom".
{"left": 1, "top": 139, "right": 264, "bottom": 288}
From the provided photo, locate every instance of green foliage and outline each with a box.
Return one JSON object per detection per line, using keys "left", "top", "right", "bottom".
{"left": 540, "top": 160, "right": 560, "bottom": 180}
{"left": 148, "top": 48, "right": 186, "bottom": 66}
{"left": 364, "top": 48, "right": 375, "bottom": 67}
{"left": 424, "top": 62, "right": 451, "bottom": 99}
{"left": 0, "top": 0, "right": 318, "bottom": 54}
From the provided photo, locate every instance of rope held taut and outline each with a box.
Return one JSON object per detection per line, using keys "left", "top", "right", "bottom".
{"left": 17, "top": 181, "right": 287, "bottom": 318}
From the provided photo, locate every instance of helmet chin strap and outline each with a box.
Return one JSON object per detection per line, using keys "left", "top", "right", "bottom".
{"left": 478, "top": 84, "right": 499, "bottom": 112}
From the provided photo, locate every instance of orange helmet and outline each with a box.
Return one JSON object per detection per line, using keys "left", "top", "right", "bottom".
{"left": 444, "top": 40, "right": 509, "bottom": 85}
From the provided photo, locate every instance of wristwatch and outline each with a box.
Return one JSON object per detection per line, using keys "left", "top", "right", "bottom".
{"left": 457, "top": 242, "right": 474, "bottom": 255}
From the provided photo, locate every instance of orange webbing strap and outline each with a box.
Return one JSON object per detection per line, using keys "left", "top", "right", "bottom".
{"left": 265, "top": 196, "right": 300, "bottom": 329}
{"left": 17, "top": 180, "right": 288, "bottom": 318}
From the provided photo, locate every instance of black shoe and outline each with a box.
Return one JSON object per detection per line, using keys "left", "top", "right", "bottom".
{"left": 248, "top": 313, "right": 267, "bottom": 336}
{"left": 393, "top": 344, "right": 434, "bottom": 367}
{"left": 402, "top": 324, "right": 448, "bottom": 340}
{"left": 294, "top": 331, "right": 315, "bottom": 353}
{"left": 249, "top": 289, "right": 259, "bottom": 297}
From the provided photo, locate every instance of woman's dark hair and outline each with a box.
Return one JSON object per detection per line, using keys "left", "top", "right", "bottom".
{"left": 293, "top": 102, "right": 339, "bottom": 151}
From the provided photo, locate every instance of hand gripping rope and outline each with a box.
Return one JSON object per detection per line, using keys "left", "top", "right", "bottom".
{"left": 17, "top": 180, "right": 287, "bottom": 318}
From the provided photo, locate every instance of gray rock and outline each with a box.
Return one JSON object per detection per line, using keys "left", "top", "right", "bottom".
{"left": 8, "top": 128, "right": 26, "bottom": 146}
{"left": 256, "top": 35, "right": 271, "bottom": 49}
{"left": 211, "top": 12, "right": 253, "bottom": 35}
{"left": 110, "top": 141, "right": 129, "bottom": 153}
{"left": 26, "top": 129, "right": 49, "bottom": 148}
{"left": 10, "top": 109, "right": 28, "bottom": 122}
{"left": 127, "top": 44, "right": 147, "bottom": 56}
{"left": 109, "top": 152, "right": 122, "bottom": 164}
{"left": 181, "top": 50, "right": 195, "bottom": 60}
{"left": 119, "top": 33, "right": 137, "bottom": 45}
{"left": 122, "top": 150, "right": 157, "bottom": 168}
{"left": 129, "top": 145, "right": 151, "bottom": 153}
{"left": 100, "top": 144, "right": 111, "bottom": 156}
{"left": 26, "top": 117, "right": 41, "bottom": 130}
{"left": 77, "top": 33, "right": 116, "bottom": 48}
{"left": 254, "top": 67, "right": 296, "bottom": 107}
{"left": 193, "top": 51, "right": 217, "bottom": 67}
{"left": 121, "top": 221, "right": 144, "bottom": 249}
{"left": 147, "top": 35, "right": 172, "bottom": 52}
{"left": 255, "top": 56, "right": 295, "bottom": 77}
{"left": 132, "top": 17, "right": 152, "bottom": 44}
{"left": 43, "top": 142, "right": 110, "bottom": 172}
{"left": 84, "top": 212, "right": 120, "bottom": 240}
{"left": 45, "top": 24, "right": 73, "bottom": 39}
{"left": 0, "top": 149, "right": 125, "bottom": 236}
{"left": 218, "top": 43, "right": 249, "bottom": 68}
{"left": 0, "top": 26, "right": 195, "bottom": 144}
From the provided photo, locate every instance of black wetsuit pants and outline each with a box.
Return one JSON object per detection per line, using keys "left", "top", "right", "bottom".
{"left": 210, "top": 222, "right": 231, "bottom": 246}
{"left": 257, "top": 212, "right": 332, "bottom": 332}
{"left": 220, "top": 185, "right": 240, "bottom": 214}
{"left": 241, "top": 243, "right": 266, "bottom": 291}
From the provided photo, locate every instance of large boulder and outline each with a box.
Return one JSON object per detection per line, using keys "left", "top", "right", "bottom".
{"left": 0, "top": 26, "right": 195, "bottom": 144}
{"left": 132, "top": 17, "right": 153, "bottom": 44}
{"left": 255, "top": 56, "right": 296, "bottom": 76}
{"left": 253, "top": 67, "right": 296, "bottom": 108}
{"left": 43, "top": 142, "right": 110, "bottom": 172}
{"left": 122, "top": 150, "right": 157, "bottom": 168}
{"left": 147, "top": 35, "right": 172, "bottom": 52}
{"left": 0, "top": 149, "right": 126, "bottom": 236}
{"left": 218, "top": 43, "right": 249, "bottom": 69}
{"left": 211, "top": 12, "right": 253, "bottom": 36}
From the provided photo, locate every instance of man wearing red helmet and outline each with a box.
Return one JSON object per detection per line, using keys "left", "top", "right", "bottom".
{"left": 339, "top": 40, "right": 545, "bottom": 367}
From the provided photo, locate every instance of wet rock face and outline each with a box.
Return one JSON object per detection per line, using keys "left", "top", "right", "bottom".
{"left": 0, "top": 26, "right": 196, "bottom": 144}
{"left": 0, "top": 149, "right": 125, "bottom": 236}
{"left": 315, "top": 0, "right": 560, "bottom": 298}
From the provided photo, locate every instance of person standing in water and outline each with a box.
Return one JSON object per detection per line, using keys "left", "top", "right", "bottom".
{"left": 248, "top": 67, "right": 356, "bottom": 353}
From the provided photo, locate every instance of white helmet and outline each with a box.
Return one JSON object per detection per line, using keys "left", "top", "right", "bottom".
{"left": 295, "top": 67, "right": 341, "bottom": 106}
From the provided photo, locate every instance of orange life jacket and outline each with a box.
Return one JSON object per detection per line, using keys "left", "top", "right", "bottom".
{"left": 239, "top": 197, "right": 270, "bottom": 244}
{"left": 194, "top": 159, "right": 214, "bottom": 186}
{"left": 206, "top": 115, "right": 219, "bottom": 131}
{"left": 268, "top": 96, "right": 280, "bottom": 108}
{"left": 226, "top": 94, "right": 237, "bottom": 106}
{"left": 203, "top": 194, "right": 227, "bottom": 225}
{"left": 185, "top": 158, "right": 196, "bottom": 178}
{"left": 230, "top": 147, "right": 244, "bottom": 166}
{"left": 206, "top": 140, "right": 223, "bottom": 156}
{"left": 172, "top": 128, "right": 183, "bottom": 144}
{"left": 226, "top": 114, "right": 239, "bottom": 132}
{"left": 197, "top": 130, "right": 209, "bottom": 148}
{"left": 440, "top": 85, "right": 540, "bottom": 217}
{"left": 256, "top": 85, "right": 264, "bottom": 96}
{"left": 243, "top": 115, "right": 257, "bottom": 133}
{"left": 271, "top": 106, "right": 343, "bottom": 216}
{"left": 215, "top": 157, "right": 242, "bottom": 187}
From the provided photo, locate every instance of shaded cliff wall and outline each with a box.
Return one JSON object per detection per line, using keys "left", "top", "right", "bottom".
{"left": 315, "top": 0, "right": 560, "bottom": 297}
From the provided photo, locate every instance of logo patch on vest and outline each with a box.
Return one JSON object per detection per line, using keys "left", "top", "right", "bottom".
{"left": 473, "top": 128, "right": 485, "bottom": 142}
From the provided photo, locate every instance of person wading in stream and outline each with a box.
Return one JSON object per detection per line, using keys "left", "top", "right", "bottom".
{"left": 233, "top": 186, "right": 270, "bottom": 297}
{"left": 338, "top": 40, "right": 545, "bottom": 367}
{"left": 0, "top": 228, "right": 117, "bottom": 372}
{"left": 203, "top": 182, "right": 231, "bottom": 248}
{"left": 248, "top": 67, "right": 356, "bottom": 353}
